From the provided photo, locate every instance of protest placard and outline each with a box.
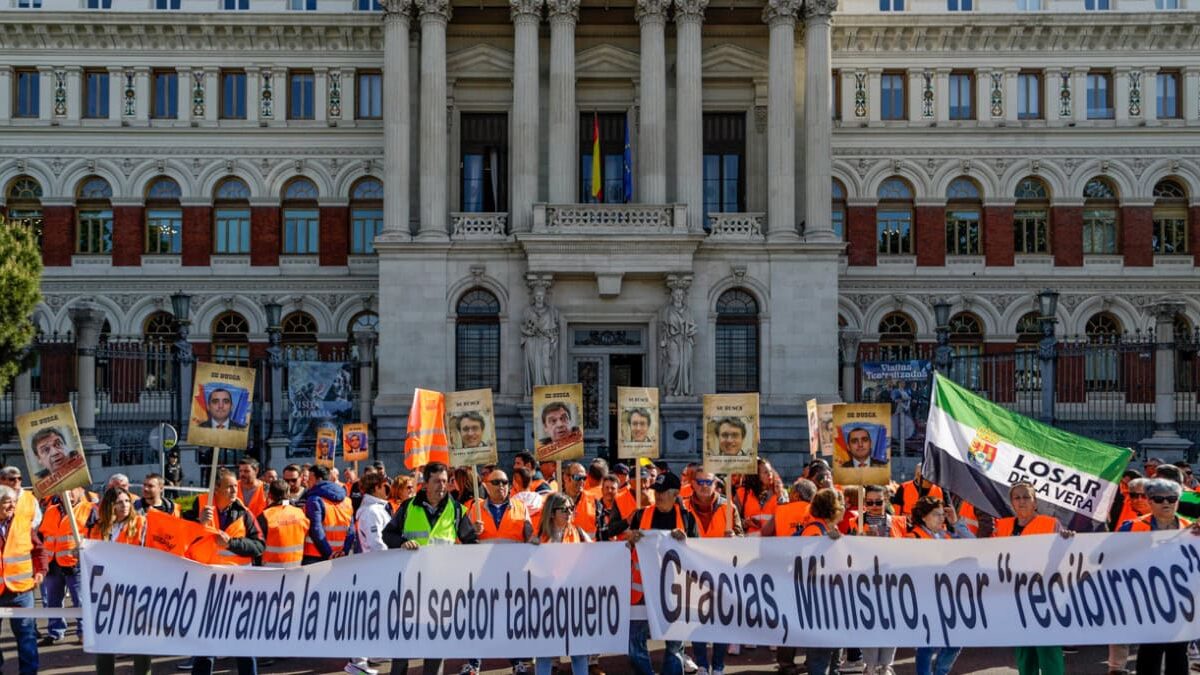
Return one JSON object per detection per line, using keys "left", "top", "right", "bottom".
{"left": 315, "top": 426, "right": 337, "bottom": 468}
{"left": 702, "top": 393, "right": 758, "bottom": 475}
{"left": 446, "top": 389, "right": 498, "bottom": 467}
{"left": 186, "top": 362, "right": 255, "bottom": 450}
{"left": 831, "top": 402, "right": 892, "bottom": 487}
{"left": 17, "top": 403, "right": 91, "bottom": 498}
{"left": 617, "top": 387, "right": 659, "bottom": 460}
{"left": 532, "top": 384, "right": 584, "bottom": 463}
{"left": 806, "top": 399, "right": 835, "bottom": 458}
{"left": 342, "top": 423, "right": 370, "bottom": 463}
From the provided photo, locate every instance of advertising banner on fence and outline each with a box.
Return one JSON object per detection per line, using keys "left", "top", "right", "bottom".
{"left": 287, "top": 361, "right": 354, "bottom": 459}
{"left": 80, "top": 540, "right": 630, "bottom": 658}
{"left": 635, "top": 530, "right": 1200, "bottom": 648}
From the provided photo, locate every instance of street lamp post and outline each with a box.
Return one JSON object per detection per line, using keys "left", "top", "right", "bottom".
{"left": 170, "top": 291, "right": 194, "bottom": 433}
{"left": 933, "top": 300, "right": 952, "bottom": 374}
{"left": 264, "top": 300, "right": 285, "bottom": 462}
{"left": 1037, "top": 289, "right": 1059, "bottom": 425}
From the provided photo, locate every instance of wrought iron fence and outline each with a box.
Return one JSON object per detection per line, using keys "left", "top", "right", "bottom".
{"left": 95, "top": 336, "right": 177, "bottom": 467}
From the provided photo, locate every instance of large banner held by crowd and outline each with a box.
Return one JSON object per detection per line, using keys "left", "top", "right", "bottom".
{"left": 80, "top": 540, "right": 630, "bottom": 658}
{"left": 635, "top": 531, "right": 1200, "bottom": 648}
{"left": 923, "top": 373, "right": 1131, "bottom": 527}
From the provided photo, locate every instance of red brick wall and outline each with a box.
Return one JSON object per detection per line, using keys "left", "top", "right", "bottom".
{"left": 248, "top": 342, "right": 267, "bottom": 362}
{"left": 1051, "top": 206, "right": 1082, "bottom": 267}
{"left": 1121, "top": 206, "right": 1153, "bottom": 267}
{"left": 846, "top": 206, "right": 877, "bottom": 266}
{"left": 319, "top": 206, "right": 349, "bottom": 267}
{"left": 111, "top": 206, "right": 142, "bottom": 267}
{"left": 915, "top": 206, "right": 944, "bottom": 267}
{"left": 41, "top": 205, "right": 74, "bottom": 267}
{"left": 1192, "top": 206, "right": 1200, "bottom": 267}
{"left": 182, "top": 206, "right": 212, "bottom": 267}
{"left": 983, "top": 205, "right": 1014, "bottom": 267}
{"left": 250, "top": 207, "right": 279, "bottom": 267}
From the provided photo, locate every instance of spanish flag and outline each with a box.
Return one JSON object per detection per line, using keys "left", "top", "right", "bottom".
{"left": 404, "top": 388, "right": 449, "bottom": 470}
{"left": 590, "top": 112, "right": 602, "bottom": 201}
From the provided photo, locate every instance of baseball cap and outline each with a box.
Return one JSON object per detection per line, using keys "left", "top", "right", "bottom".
{"left": 613, "top": 463, "right": 631, "bottom": 476}
{"left": 654, "top": 472, "right": 682, "bottom": 492}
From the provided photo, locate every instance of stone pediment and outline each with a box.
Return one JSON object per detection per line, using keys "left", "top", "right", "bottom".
{"left": 447, "top": 43, "right": 514, "bottom": 80}
{"left": 575, "top": 44, "right": 640, "bottom": 79}
{"left": 701, "top": 43, "right": 768, "bottom": 78}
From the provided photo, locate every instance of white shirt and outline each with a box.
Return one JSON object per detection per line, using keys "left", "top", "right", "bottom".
{"left": 354, "top": 494, "right": 391, "bottom": 554}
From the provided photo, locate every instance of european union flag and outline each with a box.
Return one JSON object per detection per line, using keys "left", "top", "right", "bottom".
{"left": 622, "top": 117, "right": 633, "bottom": 203}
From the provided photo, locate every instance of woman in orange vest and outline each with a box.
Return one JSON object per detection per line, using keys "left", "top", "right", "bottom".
{"left": 38, "top": 486, "right": 94, "bottom": 646}
{"left": 532, "top": 492, "right": 591, "bottom": 675}
{"left": 0, "top": 481, "right": 46, "bottom": 675}
{"left": 87, "top": 487, "right": 151, "bottom": 675}
{"left": 906, "top": 496, "right": 972, "bottom": 675}
{"left": 794, "top": 489, "right": 843, "bottom": 675}
{"left": 736, "top": 458, "right": 786, "bottom": 536}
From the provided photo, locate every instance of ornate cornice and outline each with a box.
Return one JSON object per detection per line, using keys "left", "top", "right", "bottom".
{"left": 634, "top": 0, "right": 671, "bottom": 24}
{"left": 509, "top": 0, "right": 544, "bottom": 21}
{"left": 545, "top": 0, "right": 579, "bottom": 22}
{"left": 802, "top": 0, "right": 837, "bottom": 21}
{"left": 762, "top": 0, "right": 801, "bottom": 27}
{"left": 674, "top": 0, "right": 707, "bottom": 22}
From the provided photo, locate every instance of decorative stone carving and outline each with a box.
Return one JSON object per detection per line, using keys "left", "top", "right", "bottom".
{"left": 379, "top": 0, "right": 409, "bottom": 12}
{"left": 921, "top": 71, "right": 934, "bottom": 119}
{"left": 635, "top": 0, "right": 670, "bottom": 22}
{"left": 753, "top": 105, "right": 767, "bottom": 133}
{"left": 545, "top": 0, "right": 579, "bottom": 20}
{"left": 192, "top": 71, "right": 206, "bottom": 118}
{"left": 674, "top": 0, "right": 707, "bottom": 20}
{"left": 990, "top": 72, "right": 1003, "bottom": 117}
{"left": 801, "top": 0, "right": 837, "bottom": 21}
{"left": 416, "top": 0, "right": 452, "bottom": 21}
{"left": 123, "top": 70, "right": 136, "bottom": 117}
{"left": 762, "top": 0, "right": 801, "bottom": 25}
{"left": 543, "top": 204, "right": 674, "bottom": 232}
{"left": 854, "top": 71, "right": 867, "bottom": 118}
{"left": 708, "top": 213, "right": 765, "bottom": 239}
{"left": 451, "top": 212, "right": 509, "bottom": 238}
{"left": 658, "top": 274, "right": 696, "bottom": 397}
{"left": 521, "top": 275, "right": 560, "bottom": 396}
{"left": 509, "top": 0, "right": 543, "bottom": 19}
{"left": 53, "top": 70, "right": 66, "bottom": 117}
{"left": 260, "top": 70, "right": 274, "bottom": 119}
{"left": 1058, "top": 72, "right": 1071, "bottom": 118}
{"left": 328, "top": 71, "right": 342, "bottom": 119}
{"left": 1128, "top": 71, "right": 1142, "bottom": 117}
{"left": 838, "top": 329, "right": 862, "bottom": 362}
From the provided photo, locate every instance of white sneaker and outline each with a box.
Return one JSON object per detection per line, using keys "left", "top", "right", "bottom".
{"left": 711, "top": 670, "right": 724, "bottom": 675}
{"left": 513, "top": 662, "right": 532, "bottom": 674}
{"left": 684, "top": 655, "right": 699, "bottom": 673}
{"left": 458, "top": 666, "right": 479, "bottom": 675}
{"left": 345, "top": 662, "right": 379, "bottom": 675}
{"left": 838, "top": 660, "right": 866, "bottom": 674}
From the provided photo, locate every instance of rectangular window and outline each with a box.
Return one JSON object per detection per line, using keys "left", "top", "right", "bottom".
{"left": 945, "top": 209, "right": 981, "bottom": 255}
{"left": 579, "top": 112, "right": 630, "bottom": 204}
{"left": 357, "top": 72, "right": 383, "bottom": 120}
{"left": 16, "top": 0, "right": 43, "bottom": 7}
{"left": 213, "top": 208, "right": 251, "bottom": 254}
{"left": 146, "top": 209, "right": 182, "bottom": 254}
{"left": 288, "top": 0, "right": 317, "bottom": 9}
{"left": 1153, "top": 209, "right": 1188, "bottom": 254}
{"left": 947, "top": 0, "right": 972, "bottom": 9}
{"left": 1084, "top": 0, "right": 1110, "bottom": 8}
{"left": 1086, "top": 72, "right": 1113, "bottom": 119}
{"left": 878, "top": 0, "right": 904, "bottom": 9}
{"left": 77, "top": 209, "right": 113, "bottom": 254}
{"left": 831, "top": 208, "right": 845, "bottom": 240}
{"left": 223, "top": 0, "right": 249, "bottom": 8}
{"left": 877, "top": 210, "right": 913, "bottom": 254}
{"left": 1157, "top": 71, "right": 1180, "bottom": 119}
{"left": 83, "top": 70, "right": 109, "bottom": 119}
{"left": 221, "top": 71, "right": 247, "bottom": 119}
{"left": 702, "top": 113, "right": 746, "bottom": 222}
{"left": 1017, "top": 72, "right": 1042, "bottom": 120}
{"left": 1156, "top": 0, "right": 1179, "bottom": 7}
{"left": 1014, "top": 210, "right": 1050, "bottom": 253}
{"left": 282, "top": 208, "right": 319, "bottom": 254}
{"left": 460, "top": 113, "right": 508, "bottom": 212}
{"left": 880, "top": 72, "right": 906, "bottom": 120}
{"left": 86, "top": 0, "right": 113, "bottom": 8}
{"left": 213, "top": 343, "right": 250, "bottom": 366}
{"left": 356, "top": 0, "right": 382, "bottom": 8}
{"left": 1083, "top": 208, "right": 1118, "bottom": 253}
{"left": 152, "top": 70, "right": 178, "bottom": 119}
{"left": 949, "top": 72, "right": 974, "bottom": 120}
{"left": 351, "top": 208, "right": 383, "bottom": 254}
{"left": 154, "top": 0, "right": 181, "bottom": 8}
{"left": 1017, "top": 0, "right": 1043, "bottom": 7}
{"left": 14, "top": 69, "right": 39, "bottom": 118}
{"left": 288, "top": 72, "right": 315, "bottom": 120}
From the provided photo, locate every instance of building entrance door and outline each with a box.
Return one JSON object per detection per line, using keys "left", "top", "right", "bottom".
{"left": 569, "top": 327, "right": 646, "bottom": 462}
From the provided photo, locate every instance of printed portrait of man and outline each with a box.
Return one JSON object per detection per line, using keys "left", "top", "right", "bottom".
{"left": 840, "top": 425, "right": 887, "bottom": 468}
{"left": 455, "top": 411, "right": 488, "bottom": 449}
{"left": 540, "top": 402, "right": 577, "bottom": 445}
{"left": 198, "top": 388, "right": 246, "bottom": 430}
{"left": 625, "top": 408, "right": 654, "bottom": 444}
{"left": 31, "top": 427, "right": 78, "bottom": 479}
{"left": 346, "top": 431, "right": 367, "bottom": 453}
{"left": 715, "top": 417, "right": 749, "bottom": 456}
{"left": 317, "top": 437, "right": 334, "bottom": 461}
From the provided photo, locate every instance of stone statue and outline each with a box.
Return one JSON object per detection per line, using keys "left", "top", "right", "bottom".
{"left": 521, "top": 276, "right": 560, "bottom": 395}
{"left": 658, "top": 275, "right": 696, "bottom": 397}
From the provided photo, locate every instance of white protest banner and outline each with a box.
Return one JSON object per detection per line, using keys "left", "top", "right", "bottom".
{"left": 81, "top": 540, "right": 630, "bottom": 658}
{"left": 635, "top": 531, "right": 1200, "bottom": 648}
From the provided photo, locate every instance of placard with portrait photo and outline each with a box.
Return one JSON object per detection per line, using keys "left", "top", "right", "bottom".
{"left": 617, "top": 387, "right": 659, "bottom": 459}
{"left": 446, "top": 388, "right": 498, "bottom": 467}
{"left": 702, "top": 393, "right": 759, "bottom": 475}
{"left": 532, "top": 384, "right": 584, "bottom": 462}
{"left": 315, "top": 426, "right": 337, "bottom": 468}
{"left": 831, "top": 402, "right": 892, "bottom": 487}
{"left": 17, "top": 403, "right": 91, "bottom": 498}
{"left": 186, "top": 361, "right": 256, "bottom": 450}
{"left": 342, "top": 423, "right": 369, "bottom": 463}
{"left": 807, "top": 399, "right": 836, "bottom": 458}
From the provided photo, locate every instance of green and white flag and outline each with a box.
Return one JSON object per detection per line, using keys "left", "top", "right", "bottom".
{"left": 923, "top": 373, "right": 1132, "bottom": 527}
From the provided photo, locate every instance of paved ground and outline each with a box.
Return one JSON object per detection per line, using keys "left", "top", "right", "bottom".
{"left": 10, "top": 634, "right": 1167, "bottom": 674}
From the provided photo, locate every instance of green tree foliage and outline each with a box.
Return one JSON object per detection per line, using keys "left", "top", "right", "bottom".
{"left": 0, "top": 215, "right": 42, "bottom": 392}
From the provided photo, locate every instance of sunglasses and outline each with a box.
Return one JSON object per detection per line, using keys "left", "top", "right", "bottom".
{"left": 1128, "top": 492, "right": 1147, "bottom": 499}
{"left": 571, "top": 475, "right": 587, "bottom": 481}
{"left": 864, "top": 499, "right": 885, "bottom": 506}
{"left": 1149, "top": 495, "right": 1178, "bottom": 504}
{"left": 695, "top": 479, "right": 715, "bottom": 486}
{"left": 489, "top": 479, "right": 510, "bottom": 487}
{"left": 0, "top": 476, "right": 19, "bottom": 482}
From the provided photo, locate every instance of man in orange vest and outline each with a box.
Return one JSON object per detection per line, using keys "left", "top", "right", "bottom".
{"left": 37, "top": 486, "right": 93, "bottom": 647}
{"left": 891, "top": 465, "right": 943, "bottom": 520}
{"left": 236, "top": 457, "right": 267, "bottom": 518}
{"left": 681, "top": 470, "right": 738, "bottom": 675}
{"left": 134, "top": 472, "right": 178, "bottom": 516}
{"left": 513, "top": 451, "right": 552, "bottom": 494}
{"left": 256, "top": 480, "right": 309, "bottom": 568}
{"left": 300, "top": 464, "right": 352, "bottom": 564}
{"left": 562, "top": 463, "right": 598, "bottom": 537}
{"left": 0, "top": 483, "right": 49, "bottom": 674}
{"left": 595, "top": 474, "right": 634, "bottom": 541}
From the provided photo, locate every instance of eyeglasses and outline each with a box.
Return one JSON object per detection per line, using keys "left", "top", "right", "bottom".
{"left": 571, "top": 475, "right": 587, "bottom": 481}
{"left": 695, "top": 479, "right": 715, "bottom": 486}
{"left": 554, "top": 506, "right": 574, "bottom": 514}
{"left": 864, "top": 499, "right": 885, "bottom": 506}
{"left": 489, "top": 479, "right": 510, "bottom": 487}
{"left": 1149, "top": 495, "right": 1178, "bottom": 504}
{"left": 1128, "top": 492, "right": 1147, "bottom": 499}
{"left": 0, "top": 476, "right": 19, "bottom": 482}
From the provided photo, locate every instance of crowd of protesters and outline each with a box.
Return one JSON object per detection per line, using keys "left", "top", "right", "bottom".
{"left": 0, "top": 453, "right": 1196, "bottom": 675}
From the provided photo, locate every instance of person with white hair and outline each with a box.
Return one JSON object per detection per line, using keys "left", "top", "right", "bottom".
{"left": 106, "top": 473, "right": 130, "bottom": 492}
{"left": 0, "top": 483, "right": 49, "bottom": 674}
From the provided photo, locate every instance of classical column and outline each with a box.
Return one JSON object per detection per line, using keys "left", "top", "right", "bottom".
{"left": 838, "top": 329, "right": 861, "bottom": 403}
{"left": 176, "top": 66, "right": 192, "bottom": 124}
{"left": 1071, "top": 66, "right": 1088, "bottom": 123}
{"left": 417, "top": 0, "right": 452, "bottom": 239}
{"left": 106, "top": 67, "right": 124, "bottom": 121}
{"left": 135, "top": 66, "right": 151, "bottom": 122}
{"left": 354, "top": 327, "right": 378, "bottom": 426}
{"left": 510, "top": 0, "right": 543, "bottom": 232}
{"left": 675, "top": 0, "right": 706, "bottom": 232}
{"left": 0, "top": 68, "right": 10, "bottom": 124}
{"left": 763, "top": 0, "right": 802, "bottom": 240}
{"left": 636, "top": 0, "right": 669, "bottom": 204}
{"left": 314, "top": 67, "right": 329, "bottom": 123}
{"left": 803, "top": 0, "right": 837, "bottom": 242}
{"left": 204, "top": 67, "right": 220, "bottom": 123}
{"left": 547, "top": 0, "right": 580, "bottom": 203}
{"left": 245, "top": 67, "right": 261, "bottom": 123}
{"left": 1003, "top": 67, "right": 1019, "bottom": 124}
{"left": 69, "top": 303, "right": 106, "bottom": 447}
{"left": 65, "top": 66, "right": 81, "bottom": 123}
{"left": 382, "top": 0, "right": 412, "bottom": 236}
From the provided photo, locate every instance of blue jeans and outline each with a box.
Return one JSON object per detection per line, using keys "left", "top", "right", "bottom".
{"left": 628, "top": 619, "right": 684, "bottom": 675}
{"left": 42, "top": 564, "right": 82, "bottom": 639}
{"left": 693, "top": 643, "right": 727, "bottom": 671}
{"left": 192, "top": 656, "right": 258, "bottom": 675}
{"left": 0, "top": 590, "right": 38, "bottom": 675}
{"left": 804, "top": 648, "right": 837, "bottom": 675}
{"left": 468, "top": 657, "right": 520, "bottom": 670}
{"left": 915, "top": 647, "right": 962, "bottom": 675}
{"left": 536, "top": 655, "right": 589, "bottom": 675}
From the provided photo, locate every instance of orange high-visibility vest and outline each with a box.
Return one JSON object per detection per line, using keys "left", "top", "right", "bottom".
{"left": 774, "top": 501, "right": 812, "bottom": 537}
{"left": 540, "top": 525, "right": 585, "bottom": 544}
{"left": 39, "top": 499, "right": 93, "bottom": 568}
{"left": 303, "top": 497, "right": 353, "bottom": 558}
{"left": 897, "top": 482, "right": 944, "bottom": 517}
{"left": 187, "top": 516, "right": 253, "bottom": 566}
{"left": 1124, "top": 513, "right": 1193, "bottom": 532}
{"left": 472, "top": 499, "right": 530, "bottom": 542}
{"left": 86, "top": 514, "right": 147, "bottom": 547}
{"left": 238, "top": 482, "right": 268, "bottom": 518}
{"left": 686, "top": 497, "right": 730, "bottom": 539}
{"left": 404, "top": 389, "right": 449, "bottom": 470}
{"left": 616, "top": 488, "right": 638, "bottom": 516}
{"left": 561, "top": 493, "right": 598, "bottom": 538}
{"left": 630, "top": 505, "right": 686, "bottom": 605}
{"left": 260, "top": 503, "right": 310, "bottom": 568}
{"left": 0, "top": 491, "right": 38, "bottom": 593}
{"left": 957, "top": 501, "right": 980, "bottom": 536}
{"left": 906, "top": 526, "right": 936, "bottom": 539}
{"left": 995, "top": 514, "right": 1059, "bottom": 537}
{"left": 799, "top": 521, "right": 829, "bottom": 537}
{"left": 736, "top": 488, "right": 780, "bottom": 535}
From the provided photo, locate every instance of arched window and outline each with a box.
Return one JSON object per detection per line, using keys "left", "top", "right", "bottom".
{"left": 282, "top": 311, "right": 319, "bottom": 360}
{"left": 212, "top": 311, "right": 250, "bottom": 366}
{"left": 947, "top": 312, "right": 984, "bottom": 389}
{"left": 876, "top": 177, "right": 914, "bottom": 255}
{"left": 945, "top": 177, "right": 982, "bottom": 255}
{"left": 831, "top": 179, "right": 847, "bottom": 241}
{"left": 1085, "top": 312, "right": 1122, "bottom": 390}
{"left": 877, "top": 311, "right": 916, "bottom": 361}
{"left": 143, "top": 311, "right": 178, "bottom": 391}
{"left": 76, "top": 176, "right": 113, "bottom": 254}
{"left": 1015, "top": 311, "right": 1042, "bottom": 391}
{"left": 145, "top": 177, "right": 182, "bottom": 254}
{"left": 213, "top": 177, "right": 251, "bottom": 254}
{"left": 1152, "top": 178, "right": 1188, "bottom": 254}
{"left": 5, "top": 176, "right": 43, "bottom": 247}
{"left": 715, "top": 289, "right": 759, "bottom": 392}
{"left": 1013, "top": 176, "right": 1050, "bottom": 254}
{"left": 1082, "top": 177, "right": 1119, "bottom": 254}
{"left": 282, "top": 177, "right": 319, "bottom": 255}
{"left": 455, "top": 289, "right": 500, "bottom": 391}
{"left": 350, "top": 177, "right": 384, "bottom": 255}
